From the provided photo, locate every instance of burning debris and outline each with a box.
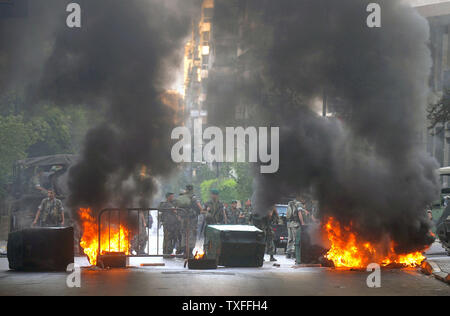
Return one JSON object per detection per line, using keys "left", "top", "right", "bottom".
{"left": 193, "top": 247, "right": 205, "bottom": 260}
{"left": 185, "top": 247, "right": 217, "bottom": 270}
{"left": 323, "top": 217, "right": 426, "bottom": 269}
{"left": 204, "top": 0, "right": 440, "bottom": 267}
{"left": 79, "top": 208, "right": 130, "bottom": 266}
{"left": 2, "top": 0, "right": 442, "bottom": 273}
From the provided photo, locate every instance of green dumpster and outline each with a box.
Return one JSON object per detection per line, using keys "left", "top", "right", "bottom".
{"left": 204, "top": 225, "right": 265, "bottom": 267}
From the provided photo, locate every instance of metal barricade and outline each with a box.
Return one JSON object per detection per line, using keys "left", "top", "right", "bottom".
{"left": 97, "top": 207, "right": 191, "bottom": 259}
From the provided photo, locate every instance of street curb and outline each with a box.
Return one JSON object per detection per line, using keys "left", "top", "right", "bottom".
{"left": 421, "top": 260, "right": 450, "bottom": 285}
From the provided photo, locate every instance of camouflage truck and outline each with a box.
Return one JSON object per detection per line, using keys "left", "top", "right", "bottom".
{"left": 429, "top": 167, "right": 450, "bottom": 231}
{"left": 436, "top": 206, "right": 450, "bottom": 255}
{"left": 433, "top": 167, "right": 450, "bottom": 255}
{"left": 3, "top": 155, "right": 77, "bottom": 235}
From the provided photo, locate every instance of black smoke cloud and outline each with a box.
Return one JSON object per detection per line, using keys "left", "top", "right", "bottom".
{"left": 207, "top": 0, "right": 439, "bottom": 253}
{"left": 1, "top": 1, "right": 198, "bottom": 218}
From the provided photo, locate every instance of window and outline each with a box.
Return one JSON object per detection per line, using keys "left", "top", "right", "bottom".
{"left": 202, "top": 55, "right": 209, "bottom": 66}
{"left": 202, "top": 31, "right": 210, "bottom": 44}
{"left": 203, "top": 7, "right": 214, "bottom": 22}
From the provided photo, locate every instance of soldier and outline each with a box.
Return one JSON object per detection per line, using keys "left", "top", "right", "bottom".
{"left": 178, "top": 185, "right": 204, "bottom": 257}
{"left": 133, "top": 165, "right": 153, "bottom": 255}
{"left": 204, "top": 189, "right": 227, "bottom": 226}
{"left": 286, "top": 196, "right": 305, "bottom": 260}
{"left": 253, "top": 206, "right": 279, "bottom": 262}
{"left": 294, "top": 198, "right": 319, "bottom": 264}
{"left": 159, "top": 192, "right": 180, "bottom": 255}
{"left": 226, "top": 200, "right": 241, "bottom": 225}
{"left": 32, "top": 190, "right": 65, "bottom": 227}
{"left": 240, "top": 199, "right": 253, "bottom": 225}
{"left": 133, "top": 211, "right": 152, "bottom": 255}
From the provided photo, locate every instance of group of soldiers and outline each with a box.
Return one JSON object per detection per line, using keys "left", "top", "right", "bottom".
{"left": 157, "top": 185, "right": 254, "bottom": 257}
{"left": 30, "top": 179, "right": 318, "bottom": 264}
{"left": 157, "top": 184, "right": 318, "bottom": 264}
{"left": 250, "top": 197, "right": 317, "bottom": 263}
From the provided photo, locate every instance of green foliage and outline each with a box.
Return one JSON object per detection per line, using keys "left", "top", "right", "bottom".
{"left": 170, "top": 161, "right": 254, "bottom": 204}
{"left": 231, "top": 162, "right": 254, "bottom": 202}
{"left": 0, "top": 115, "right": 35, "bottom": 197}
{"left": 27, "top": 105, "right": 72, "bottom": 156}
{"left": 200, "top": 177, "right": 238, "bottom": 204}
{"left": 200, "top": 178, "right": 219, "bottom": 202}
{"left": 0, "top": 89, "right": 102, "bottom": 200}
{"left": 217, "top": 178, "right": 239, "bottom": 203}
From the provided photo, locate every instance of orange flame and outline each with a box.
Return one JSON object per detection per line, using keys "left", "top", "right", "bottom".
{"left": 193, "top": 247, "right": 205, "bottom": 260}
{"left": 323, "top": 217, "right": 425, "bottom": 269}
{"left": 79, "top": 208, "right": 130, "bottom": 266}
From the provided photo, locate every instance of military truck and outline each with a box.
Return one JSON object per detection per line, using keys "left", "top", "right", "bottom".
{"left": 3, "top": 154, "right": 77, "bottom": 234}
{"left": 429, "top": 167, "right": 450, "bottom": 231}
{"left": 433, "top": 167, "right": 450, "bottom": 255}
{"left": 436, "top": 210, "right": 450, "bottom": 255}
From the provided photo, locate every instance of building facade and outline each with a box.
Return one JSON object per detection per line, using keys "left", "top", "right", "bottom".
{"left": 410, "top": 0, "right": 450, "bottom": 171}
{"left": 184, "top": 0, "right": 450, "bottom": 175}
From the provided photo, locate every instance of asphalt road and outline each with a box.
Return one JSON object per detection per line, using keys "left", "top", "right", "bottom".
{"left": 0, "top": 248, "right": 449, "bottom": 296}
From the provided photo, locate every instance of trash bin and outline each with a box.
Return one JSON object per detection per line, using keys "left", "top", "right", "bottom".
{"left": 7, "top": 227, "right": 74, "bottom": 271}
{"left": 205, "top": 225, "right": 265, "bottom": 267}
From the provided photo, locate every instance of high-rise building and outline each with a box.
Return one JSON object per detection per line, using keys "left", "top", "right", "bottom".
{"left": 184, "top": 0, "right": 450, "bottom": 174}
{"left": 409, "top": 0, "right": 450, "bottom": 171}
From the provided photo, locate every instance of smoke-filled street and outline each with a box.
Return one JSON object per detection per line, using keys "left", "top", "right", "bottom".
{"left": 1, "top": 0, "right": 450, "bottom": 302}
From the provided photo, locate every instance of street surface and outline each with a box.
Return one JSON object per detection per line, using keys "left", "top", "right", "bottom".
{"left": 0, "top": 242, "right": 448, "bottom": 296}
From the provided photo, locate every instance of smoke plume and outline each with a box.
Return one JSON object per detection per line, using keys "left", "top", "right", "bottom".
{"left": 207, "top": 0, "right": 439, "bottom": 253}
{"left": 1, "top": 0, "right": 197, "bottom": 219}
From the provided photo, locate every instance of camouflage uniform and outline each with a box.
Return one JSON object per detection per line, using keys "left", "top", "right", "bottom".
{"left": 159, "top": 200, "right": 180, "bottom": 255}
{"left": 226, "top": 206, "right": 241, "bottom": 225}
{"left": 37, "top": 197, "right": 64, "bottom": 227}
{"left": 294, "top": 202, "right": 315, "bottom": 264}
{"left": 286, "top": 200, "right": 303, "bottom": 257}
{"left": 132, "top": 169, "right": 153, "bottom": 254}
{"left": 205, "top": 199, "right": 225, "bottom": 226}
{"left": 240, "top": 205, "right": 253, "bottom": 225}
{"left": 130, "top": 211, "right": 151, "bottom": 255}
{"left": 253, "top": 212, "right": 278, "bottom": 256}
{"left": 179, "top": 192, "right": 199, "bottom": 254}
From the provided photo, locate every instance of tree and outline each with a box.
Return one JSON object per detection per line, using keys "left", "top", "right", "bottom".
{"left": 428, "top": 89, "right": 450, "bottom": 129}
{"left": 200, "top": 177, "right": 238, "bottom": 203}
{"left": 0, "top": 89, "right": 101, "bottom": 201}
{"left": 230, "top": 162, "right": 254, "bottom": 202}
{"left": 0, "top": 115, "right": 35, "bottom": 197}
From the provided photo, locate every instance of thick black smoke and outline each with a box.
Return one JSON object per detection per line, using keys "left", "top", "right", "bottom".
{"left": 208, "top": 0, "right": 439, "bottom": 253}
{"left": 1, "top": 1, "right": 197, "bottom": 219}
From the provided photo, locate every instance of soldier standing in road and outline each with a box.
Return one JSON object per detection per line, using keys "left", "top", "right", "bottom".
{"left": 178, "top": 185, "right": 204, "bottom": 257}
{"left": 253, "top": 206, "right": 279, "bottom": 262}
{"left": 294, "top": 198, "right": 318, "bottom": 264}
{"left": 133, "top": 165, "right": 153, "bottom": 255}
{"left": 226, "top": 200, "right": 241, "bottom": 225}
{"left": 240, "top": 199, "right": 253, "bottom": 225}
{"left": 159, "top": 192, "right": 179, "bottom": 255}
{"left": 32, "top": 190, "right": 65, "bottom": 227}
{"left": 204, "top": 189, "right": 227, "bottom": 226}
{"left": 286, "top": 196, "right": 305, "bottom": 260}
